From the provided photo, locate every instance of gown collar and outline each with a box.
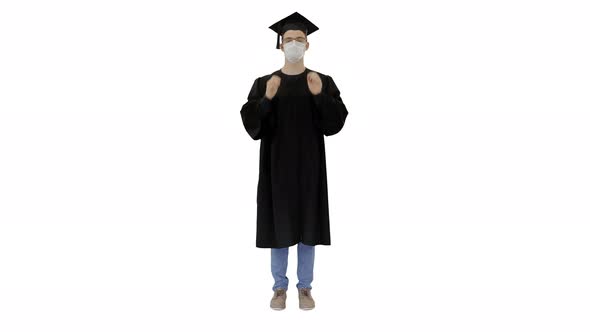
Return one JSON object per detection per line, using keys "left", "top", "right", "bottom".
{"left": 276, "top": 67, "right": 309, "bottom": 77}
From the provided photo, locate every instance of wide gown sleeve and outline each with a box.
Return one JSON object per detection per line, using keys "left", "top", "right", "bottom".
{"left": 240, "top": 77, "right": 274, "bottom": 140}
{"left": 311, "top": 75, "right": 349, "bottom": 136}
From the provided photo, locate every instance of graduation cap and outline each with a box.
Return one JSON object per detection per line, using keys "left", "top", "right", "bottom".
{"left": 269, "top": 11, "right": 319, "bottom": 49}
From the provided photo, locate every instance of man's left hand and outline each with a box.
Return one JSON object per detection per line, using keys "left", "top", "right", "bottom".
{"left": 307, "top": 71, "right": 322, "bottom": 95}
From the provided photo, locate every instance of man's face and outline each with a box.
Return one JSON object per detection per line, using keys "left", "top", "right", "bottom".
{"left": 280, "top": 30, "right": 309, "bottom": 52}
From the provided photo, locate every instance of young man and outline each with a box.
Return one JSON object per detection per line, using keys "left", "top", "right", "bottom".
{"left": 240, "top": 11, "right": 349, "bottom": 310}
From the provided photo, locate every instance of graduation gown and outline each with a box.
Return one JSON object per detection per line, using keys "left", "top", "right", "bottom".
{"left": 240, "top": 67, "right": 348, "bottom": 248}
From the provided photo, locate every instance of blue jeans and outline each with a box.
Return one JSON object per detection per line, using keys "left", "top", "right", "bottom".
{"left": 271, "top": 242, "right": 315, "bottom": 291}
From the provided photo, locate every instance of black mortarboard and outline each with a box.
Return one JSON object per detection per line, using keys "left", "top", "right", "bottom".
{"left": 269, "top": 12, "right": 319, "bottom": 49}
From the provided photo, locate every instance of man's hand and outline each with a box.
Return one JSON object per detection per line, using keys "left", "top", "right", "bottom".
{"left": 307, "top": 71, "right": 322, "bottom": 95}
{"left": 265, "top": 75, "right": 281, "bottom": 100}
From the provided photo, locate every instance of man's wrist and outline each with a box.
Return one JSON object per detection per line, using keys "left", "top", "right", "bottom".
{"left": 259, "top": 95, "right": 273, "bottom": 117}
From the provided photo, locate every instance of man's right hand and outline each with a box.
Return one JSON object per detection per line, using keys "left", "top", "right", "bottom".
{"left": 265, "top": 75, "right": 281, "bottom": 100}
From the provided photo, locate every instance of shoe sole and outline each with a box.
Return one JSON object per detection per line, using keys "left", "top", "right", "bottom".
{"left": 271, "top": 307, "right": 285, "bottom": 310}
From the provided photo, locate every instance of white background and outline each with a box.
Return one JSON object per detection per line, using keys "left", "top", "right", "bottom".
{"left": 1, "top": 0, "right": 589, "bottom": 331}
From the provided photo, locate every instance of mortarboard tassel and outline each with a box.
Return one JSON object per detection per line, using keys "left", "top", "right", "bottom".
{"left": 276, "top": 23, "right": 283, "bottom": 49}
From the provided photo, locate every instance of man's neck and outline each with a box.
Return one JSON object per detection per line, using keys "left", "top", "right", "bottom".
{"left": 281, "top": 60, "right": 306, "bottom": 75}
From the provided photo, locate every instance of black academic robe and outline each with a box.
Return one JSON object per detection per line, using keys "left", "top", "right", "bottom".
{"left": 240, "top": 67, "right": 348, "bottom": 248}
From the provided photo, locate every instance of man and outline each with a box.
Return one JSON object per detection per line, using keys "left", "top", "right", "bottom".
{"left": 240, "top": 11, "right": 349, "bottom": 311}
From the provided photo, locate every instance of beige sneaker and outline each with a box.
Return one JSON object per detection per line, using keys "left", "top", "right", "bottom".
{"left": 298, "top": 288, "right": 315, "bottom": 310}
{"left": 270, "top": 288, "right": 287, "bottom": 310}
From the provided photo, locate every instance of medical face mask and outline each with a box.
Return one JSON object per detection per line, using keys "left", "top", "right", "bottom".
{"left": 283, "top": 40, "right": 306, "bottom": 63}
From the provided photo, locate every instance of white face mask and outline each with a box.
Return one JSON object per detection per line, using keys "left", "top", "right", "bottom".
{"left": 283, "top": 40, "right": 306, "bottom": 63}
